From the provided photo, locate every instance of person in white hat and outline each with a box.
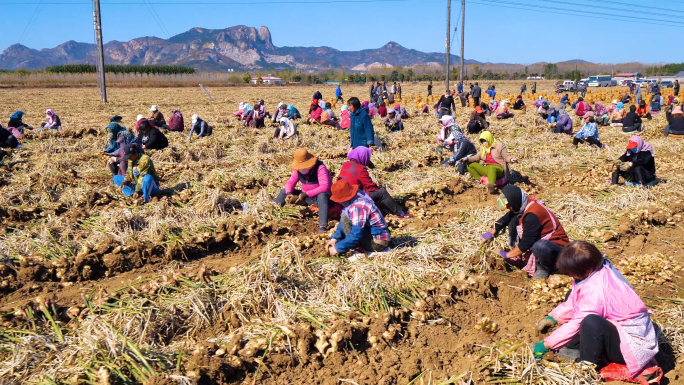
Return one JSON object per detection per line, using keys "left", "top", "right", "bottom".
{"left": 272, "top": 102, "right": 288, "bottom": 123}
{"left": 495, "top": 100, "right": 514, "bottom": 120}
{"left": 189, "top": 114, "right": 212, "bottom": 140}
{"left": 149, "top": 105, "right": 167, "bottom": 128}
{"left": 134, "top": 114, "right": 146, "bottom": 132}
{"left": 274, "top": 116, "right": 297, "bottom": 140}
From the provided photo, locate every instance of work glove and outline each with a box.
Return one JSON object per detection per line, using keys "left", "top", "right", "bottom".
{"left": 536, "top": 316, "right": 557, "bottom": 333}
{"left": 533, "top": 341, "right": 548, "bottom": 360}
{"left": 285, "top": 194, "right": 298, "bottom": 205}
{"left": 497, "top": 250, "right": 508, "bottom": 259}
{"left": 133, "top": 167, "right": 140, "bottom": 176}
{"left": 481, "top": 231, "right": 494, "bottom": 244}
{"left": 295, "top": 192, "right": 308, "bottom": 205}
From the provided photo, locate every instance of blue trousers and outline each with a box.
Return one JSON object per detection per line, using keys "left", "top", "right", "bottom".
{"left": 112, "top": 174, "right": 159, "bottom": 202}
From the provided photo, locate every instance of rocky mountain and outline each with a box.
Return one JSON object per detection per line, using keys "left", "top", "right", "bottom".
{"left": 0, "top": 25, "right": 481, "bottom": 71}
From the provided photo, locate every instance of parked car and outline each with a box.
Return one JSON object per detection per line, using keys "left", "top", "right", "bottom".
{"left": 661, "top": 80, "right": 674, "bottom": 88}
{"left": 619, "top": 79, "right": 633, "bottom": 87}
{"left": 588, "top": 75, "right": 613, "bottom": 87}
{"left": 635, "top": 79, "right": 647, "bottom": 88}
{"left": 557, "top": 80, "right": 576, "bottom": 92}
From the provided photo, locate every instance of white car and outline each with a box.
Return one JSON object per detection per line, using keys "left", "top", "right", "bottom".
{"left": 587, "top": 75, "right": 612, "bottom": 87}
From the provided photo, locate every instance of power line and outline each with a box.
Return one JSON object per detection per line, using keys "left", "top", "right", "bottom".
{"left": 18, "top": 0, "right": 43, "bottom": 44}
{"left": 5, "top": 0, "right": 683, "bottom": 25}
{"left": 145, "top": 0, "right": 172, "bottom": 38}
{"left": 573, "top": 0, "right": 684, "bottom": 14}
{"left": 2, "top": 0, "right": 417, "bottom": 4}
{"left": 525, "top": 0, "right": 684, "bottom": 22}
{"left": 467, "top": 0, "right": 684, "bottom": 28}
{"left": 141, "top": 0, "right": 171, "bottom": 38}
{"left": 506, "top": 0, "right": 684, "bottom": 25}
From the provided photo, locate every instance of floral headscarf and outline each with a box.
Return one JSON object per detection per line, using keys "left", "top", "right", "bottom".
{"left": 594, "top": 103, "right": 607, "bottom": 115}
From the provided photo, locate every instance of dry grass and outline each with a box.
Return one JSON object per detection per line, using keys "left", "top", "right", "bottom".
{"left": 0, "top": 83, "right": 682, "bottom": 383}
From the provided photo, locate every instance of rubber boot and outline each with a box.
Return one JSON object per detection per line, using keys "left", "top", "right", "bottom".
{"left": 533, "top": 263, "right": 551, "bottom": 280}
{"left": 555, "top": 346, "right": 580, "bottom": 362}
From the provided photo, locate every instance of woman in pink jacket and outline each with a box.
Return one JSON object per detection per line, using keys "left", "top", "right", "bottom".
{"left": 534, "top": 241, "right": 660, "bottom": 382}
{"left": 274, "top": 148, "right": 332, "bottom": 234}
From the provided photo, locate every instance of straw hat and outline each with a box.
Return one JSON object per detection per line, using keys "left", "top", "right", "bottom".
{"left": 290, "top": 148, "right": 318, "bottom": 170}
{"left": 330, "top": 179, "right": 359, "bottom": 203}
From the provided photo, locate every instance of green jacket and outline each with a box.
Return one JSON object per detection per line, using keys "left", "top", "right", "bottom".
{"left": 126, "top": 154, "right": 159, "bottom": 192}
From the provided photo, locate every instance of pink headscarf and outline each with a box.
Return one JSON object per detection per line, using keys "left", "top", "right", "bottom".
{"left": 348, "top": 146, "right": 372, "bottom": 167}
{"left": 46, "top": 108, "right": 55, "bottom": 124}
{"left": 627, "top": 135, "right": 654, "bottom": 157}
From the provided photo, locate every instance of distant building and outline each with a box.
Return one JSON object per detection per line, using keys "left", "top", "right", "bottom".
{"left": 614, "top": 73, "right": 636, "bottom": 78}
{"left": 322, "top": 81, "right": 340, "bottom": 85}
{"left": 251, "top": 76, "right": 282, "bottom": 85}
{"left": 674, "top": 71, "right": 684, "bottom": 78}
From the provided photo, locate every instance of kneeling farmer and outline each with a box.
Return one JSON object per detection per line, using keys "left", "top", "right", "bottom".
{"left": 112, "top": 144, "right": 160, "bottom": 203}
{"left": 327, "top": 179, "right": 391, "bottom": 256}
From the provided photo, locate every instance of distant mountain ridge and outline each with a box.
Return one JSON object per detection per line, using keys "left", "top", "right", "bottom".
{"left": 0, "top": 25, "right": 483, "bottom": 72}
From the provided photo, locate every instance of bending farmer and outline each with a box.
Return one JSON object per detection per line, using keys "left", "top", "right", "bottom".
{"left": 482, "top": 185, "right": 569, "bottom": 279}
{"left": 112, "top": 144, "right": 160, "bottom": 203}
{"left": 274, "top": 148, "right": 332, "bottom": 234}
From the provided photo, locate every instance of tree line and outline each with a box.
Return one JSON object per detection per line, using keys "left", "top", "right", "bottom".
{"left": 45, "top": 64, "right": 196, "bottom": 75}
{"left": 644, "top": 63, "right": 684, "bottom": 76}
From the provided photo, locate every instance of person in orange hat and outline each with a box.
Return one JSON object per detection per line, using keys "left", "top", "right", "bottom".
{"left": 326, "top": 179, "right": 391, "bottom": 256}
{"left": 611, "top": 136, "right": 655, "bottom": 187}
{"left": 275, "top": 148, "right": 332, "bottom": 234}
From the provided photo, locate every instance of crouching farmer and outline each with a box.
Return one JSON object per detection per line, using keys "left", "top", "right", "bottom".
{"left": 482, "top": 185, "right": 569, "bottom": 279}
{"left": 112, "top": 144, "right": 160, "bottom": 203}
{"left": 326, "top": 179, "right": 391, "bottom": 256}
{"left": 533, "top": 241, "right": 661, "bottom": 384}
{"left": 275, "top": 148, "right": 331, "bottom": 234}
{"left": 338, "top": 147, "right": 412, "bottom": 218}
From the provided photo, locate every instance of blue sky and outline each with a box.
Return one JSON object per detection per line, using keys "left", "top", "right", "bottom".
{"left": 0, "top": 0, "right": 682, "bottom": 64}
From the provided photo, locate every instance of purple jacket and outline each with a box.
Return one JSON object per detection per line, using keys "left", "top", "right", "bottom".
{"left": 556, "top": 114, "right": 573, "bottom": 133}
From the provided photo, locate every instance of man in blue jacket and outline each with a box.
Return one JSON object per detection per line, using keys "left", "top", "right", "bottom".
{"left": 347, "top": 97, "right": 375, "bottom": 149}
{"left": 335, "top": 85, "right": 344, "bottom": 103}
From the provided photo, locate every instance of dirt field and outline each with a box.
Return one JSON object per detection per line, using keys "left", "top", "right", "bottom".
{"left": 1, "top": 81, "right": 683, "bottom": 384}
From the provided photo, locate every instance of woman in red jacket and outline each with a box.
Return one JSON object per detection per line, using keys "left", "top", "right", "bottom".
{"left": 337, "top": 147, "right": 412, "bottom": 218}
{"left": 378, "top": 102, "right": 388, "bottom": 118}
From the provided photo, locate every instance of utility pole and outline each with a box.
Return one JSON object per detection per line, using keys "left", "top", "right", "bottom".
{"left": 445, "top": 0, "right": 451, "bottom": 91}
{"left": 93, "top": 0, "right": 107, "bottom": 102}
{"left": 459, "top": 0, "right": 464, "bottom": 85}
